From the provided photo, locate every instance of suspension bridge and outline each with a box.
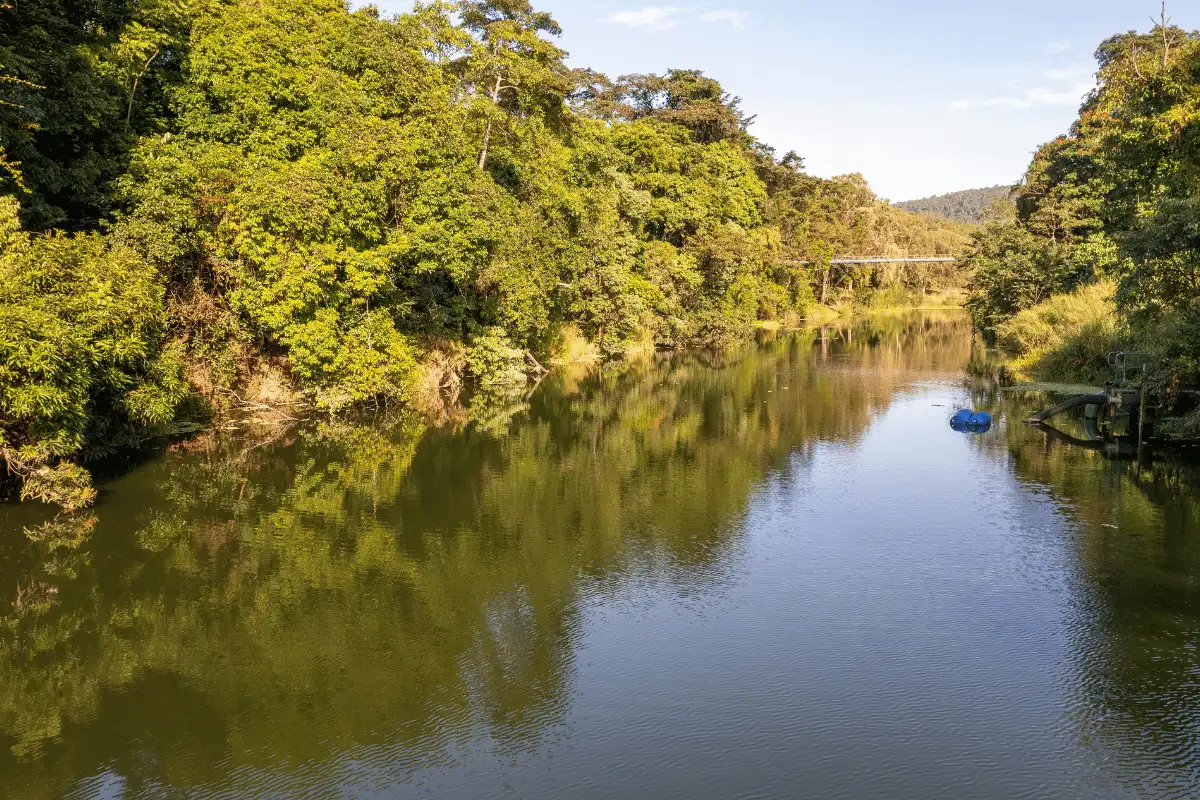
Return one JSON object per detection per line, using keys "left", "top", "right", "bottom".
{"left": 780, "top": 257, "right": 958, "bottom": 265}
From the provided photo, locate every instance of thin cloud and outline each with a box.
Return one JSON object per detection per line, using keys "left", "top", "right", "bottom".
{"left": 1042, "top": 64, "right": 1093, "bottom": 83}
{"left": 1045, "top": 40, "right": 1072, "bottom": 55}
{"left": 1025, "top": 86, "right": 1088, "bottom": 105}
{"left": 605, "top": 7, "right": 681, "bottom": 30}
{"left": 699, "top": 10, "right": 750, "bottom": 30}
{"left": 954, "top": 58, "right": 1094, "bottom": 111}
{"left": 952, "top": 97, "right": 1034, "bottom": 110}
{"left": 952, "top": 84, "right": 1089, "bottom": 110}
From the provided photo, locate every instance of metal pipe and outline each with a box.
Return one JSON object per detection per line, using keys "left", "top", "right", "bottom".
{"left": 1025, "top": 393, "right": 1108, "bottom": 424}
{"left": 1138, "top": 386, "right": 1146, "bottom": 452}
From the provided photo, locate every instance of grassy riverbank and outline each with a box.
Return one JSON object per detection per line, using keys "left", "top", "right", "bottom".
{"left": 789, "top": 288, "right": 967, "bottom": 326}
{"left": 983, "top": 282, "right": 1200, "bottom": 441}
{"left": 993, "top": 282, "right": 1123, "bottom": 386}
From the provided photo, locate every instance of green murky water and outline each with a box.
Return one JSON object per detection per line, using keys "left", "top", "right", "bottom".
{"left": 3, "top": 312, "right": 1200, "bottom": 799}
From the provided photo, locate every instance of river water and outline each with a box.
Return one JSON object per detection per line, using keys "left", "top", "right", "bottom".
{"left": 3, "top": 312, "right": 1200, "bottom": 799}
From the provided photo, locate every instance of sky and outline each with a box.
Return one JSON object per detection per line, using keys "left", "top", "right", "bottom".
{"left": 373, "top": 1, "right": 1199, "bottom": 201}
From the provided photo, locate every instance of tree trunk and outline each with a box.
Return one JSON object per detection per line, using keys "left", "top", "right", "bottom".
{"left": 1161, "top": 2, "right": 1170, "bottom": 68}
{"left": 478, "top": 118, "right": 493, "bottom": 170}
{"left": 478, "top": 73, "right": 504, "bottom": 171}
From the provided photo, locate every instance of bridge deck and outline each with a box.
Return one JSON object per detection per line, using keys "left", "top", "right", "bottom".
{"left": 782, "top": 257, "right": 958, "bottom": 265}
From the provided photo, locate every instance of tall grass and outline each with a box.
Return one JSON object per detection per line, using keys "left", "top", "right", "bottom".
{"left": 995, "top": 281, "right": 1126, "bottom": 384}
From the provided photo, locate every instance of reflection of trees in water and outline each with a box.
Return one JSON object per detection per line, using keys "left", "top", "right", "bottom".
{"left": 980, "top": 400, "right": 1200, "bottom": 795}
{"left": 0, "top": 313, "right": 972, "bottom": 798}
{"left": 811, "top": 311, "right": 974, "bottom": 377}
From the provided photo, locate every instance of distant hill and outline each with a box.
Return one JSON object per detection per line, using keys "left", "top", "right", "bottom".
{"left": 895, "top": 186, "right": 1014, "bottom": 224}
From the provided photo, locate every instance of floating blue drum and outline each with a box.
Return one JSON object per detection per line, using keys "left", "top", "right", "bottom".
{"left": 950, "top": 409, "right": 991, "bottom": 434}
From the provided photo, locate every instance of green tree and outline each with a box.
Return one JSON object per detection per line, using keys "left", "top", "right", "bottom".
{"left": 614, "top": 69, "right": 752, "bottom": 144}
{"left": 0, "top": 197, "right": 188, "bottom": 508}
{"left": 963, "top": 222, "right": 1081, "bottom": 332}
{"left": 0, "top": 0, "right": 980, "bottom": 507}
{"left": 0, "top": 0, "right": 197, "bottom": 229}
{"left": 456, "top": 0, "right": 571, "bottom": 170}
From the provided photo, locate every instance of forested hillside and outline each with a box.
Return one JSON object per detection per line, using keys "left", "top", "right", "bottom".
{"left": 0, "top": 0, "right": 970, "bottom": 507}
{"left": 896, "top": 186, "right": 1014, "bottom": 223}
{"left": 963, "top": 14, "right": 1200, "bottom": 438}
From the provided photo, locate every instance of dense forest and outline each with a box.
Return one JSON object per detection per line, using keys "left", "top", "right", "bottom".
{"left": 0, "top": 0, "right": 972, "bottom": 508}
{"left": 964, "top": 11, "right": 1200, "bottom": 438}
{"left": 896, "top": 185, "right": 1014, "bottom": 224}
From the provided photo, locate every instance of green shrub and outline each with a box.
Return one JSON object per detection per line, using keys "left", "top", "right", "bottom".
{"left": 1136, "top": 304, "right": 1200, "bottom": 413}
{"left": 866, "top": 285, "right": 911, "bottom": 309}
{"left": 1108, "top": 291, "right": 1200, "bottom": 443}
{"left": 0, "top": 198, "right": 188, "bottom": 508}
{"left": 1158, "top": 409, "right": 1200, "bottom": 442}
{"left": 466, "top": 327, "right": 528, "bottom": 388}
{"left": 964, "top": 222, "right": 1089, "bottom": 331}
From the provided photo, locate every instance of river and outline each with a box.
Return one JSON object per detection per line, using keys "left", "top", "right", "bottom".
{"left": 2, "top": 312, "right": 1199, "bottom": 799}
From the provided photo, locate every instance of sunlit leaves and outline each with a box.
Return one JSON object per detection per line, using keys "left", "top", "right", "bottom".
{"left": 0, "top": 198, "right": 187, "bottom": 505}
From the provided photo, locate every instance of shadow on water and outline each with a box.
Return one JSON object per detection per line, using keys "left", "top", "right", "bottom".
{"left": 2, "top": 311, "right": 1200, "bottom": 798}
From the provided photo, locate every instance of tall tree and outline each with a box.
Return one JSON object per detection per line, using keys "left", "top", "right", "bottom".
{"left": 0, "top": 0, "right": 195, "bottom": 229}
{"left": 456, "top": 0, "right": 570, "bottom": 170}
{"left": 602, "top": 69, "right": 752, "bottom": 145}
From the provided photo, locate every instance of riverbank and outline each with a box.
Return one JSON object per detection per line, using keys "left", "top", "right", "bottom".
{"left": 978, "top": 281, "right": 1200, "bottom": 442}
{"left": 782, "top": 288, "right": 966, "bottom": 327}
{"left": 2, "top": 285, "right": 971, "bottom": 511}
{"left": 958, "top": 21, "right": 1200, "bottom": 443}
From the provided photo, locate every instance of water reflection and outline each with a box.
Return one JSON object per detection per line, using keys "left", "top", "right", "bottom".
{"left": 1, "top": 312, "right": 1198, "bottom": 799}
{"left": 973, "top": 400, "right": 1200, "bottom": 798}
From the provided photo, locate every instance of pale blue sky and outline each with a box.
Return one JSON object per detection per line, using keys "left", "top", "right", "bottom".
{"left": 373, "top": 1, "right": 1198, "bottom": 201}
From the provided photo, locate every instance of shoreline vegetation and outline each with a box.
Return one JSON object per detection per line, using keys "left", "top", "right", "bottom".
{"left": 0, "top": 0, "right": 973, "bottom": 509}
{"left": 962, "top": 11, "right": 1200, "bottom": 442}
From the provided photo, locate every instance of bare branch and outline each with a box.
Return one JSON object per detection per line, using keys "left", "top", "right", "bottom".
{"left": 125, "top": 48, "right": 160, "bottom": 129}
{"left": 525, "top": 351, "right": 548, "bottom": 374}
{"left": 1157, "top": 2, "right": 1171, "bottom": 68}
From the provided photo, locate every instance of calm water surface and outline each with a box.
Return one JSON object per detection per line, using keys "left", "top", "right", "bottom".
{"left": 3, "top": 313, "right": 1200, "bottom": 799}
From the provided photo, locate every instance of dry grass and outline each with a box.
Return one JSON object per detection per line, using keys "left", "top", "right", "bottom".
{"left": 409, "top": 342, "right": 470, "bottom": 427}
{"left": 244, "top": 358, "right": 300, "bottom": 407}
{"left": 996, "top": 281, "right": 1125, "bottom": 384}
{"left": 549, "top": 324, "right": 602, "bottom": 365}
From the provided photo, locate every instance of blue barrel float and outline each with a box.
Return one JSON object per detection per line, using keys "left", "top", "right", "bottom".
{"left": 950, "top": 409, "right": 992, "bottom": 434}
